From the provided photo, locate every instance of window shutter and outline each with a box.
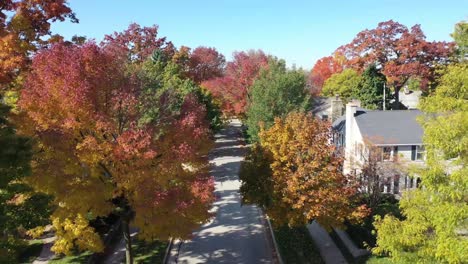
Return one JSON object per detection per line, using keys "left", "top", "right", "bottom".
{"left": 411, "top": 145, "right": 416, "bottom": 161}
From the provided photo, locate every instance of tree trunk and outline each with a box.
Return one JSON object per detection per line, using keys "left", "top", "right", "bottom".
{"left": 122, "top": 218, "right": 133, "bottom": 264}
{"left": 393, "top": 88, "right": 400, "bottom": 109}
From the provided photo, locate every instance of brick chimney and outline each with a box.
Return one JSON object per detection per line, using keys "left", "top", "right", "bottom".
{"left": 344, "top": 99, "right": 361, "bottom": 175}
{"left": 331, "top": 95, "right": 344, "bottom": 122}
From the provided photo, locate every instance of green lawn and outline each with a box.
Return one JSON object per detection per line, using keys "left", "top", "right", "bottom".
{"left": 48, "top": 251, "right": 93, "bottom": 264}
{"left": 366, "top": 256, "right": 393, "bottom": 264}
{"left": 274, "top": 225, "right": 324, "bottom": 264}
{"left": 132, "top": 239, "right": 168, "bottom": 264}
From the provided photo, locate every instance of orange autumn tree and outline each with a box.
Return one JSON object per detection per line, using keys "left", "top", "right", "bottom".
{"left": 308, "top": 54, "right": 345, "bottom": 95}
{"left": 241, "top": 112, "right": 368, "bottom": 229}
{"left": 0, "top": 0, "right": 77, "bottom": 88}
{"left": 17, "top": 42, "right": 214, "bottom": 263}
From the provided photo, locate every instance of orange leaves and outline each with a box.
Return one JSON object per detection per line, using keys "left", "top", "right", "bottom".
{"left": 0, "top": 0, "right": 76, "bottom": 86}
{"left": 18, "top": 40, "right": 215, "bottom": 251}
{"left": 258, "top": 112, "right": 367, "bottom": 229}
{"left": 308, "top": 55, "right": 345, "bottom": 95}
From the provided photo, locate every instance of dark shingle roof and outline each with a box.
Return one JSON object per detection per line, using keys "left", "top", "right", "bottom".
{"left": 355, "top": 110, "right": 423, "bottom": 145}
{"left": 311, "top": 97, "right": 332, "bottom": 115}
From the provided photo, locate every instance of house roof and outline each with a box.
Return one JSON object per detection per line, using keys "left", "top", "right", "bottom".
{"left": 355, "top": 110, "right": 423, "bottom": 145}
{"left": 311, "top": 97, "right": 332, "bottom": 115}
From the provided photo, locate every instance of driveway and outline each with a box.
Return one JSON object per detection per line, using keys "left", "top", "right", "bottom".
{"left": 167, "top": 119, "right": 275, "bottom": 264}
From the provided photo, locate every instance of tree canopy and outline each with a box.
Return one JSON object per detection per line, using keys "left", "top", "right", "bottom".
{"left": 202, "top": 50, "right": 269, "bottom": 115}
{"left": 355, "top": 64, "right": 390, "bottom": 110}
{"left": 321, "top": 68, "right": 361, "bottom": 102}
{"left": 373, "top": 62, "right": 468, "bottom": 263}
{"left": 337, "top": 20, "right": 453, "bottom": 107}
{"left": 308, "top": 54, "right": 345, "bottom": 95}
{"left": 16, "top": 42, "right": 215, "bottom": 259}
{"left": 241, "top": 112, "right": 368, "bottom": 229}
{"left": 0, "top": 0, "right": 77, "bottom": 87}
{"left": 245, "top": 59, "right": 310, "bottom": 141}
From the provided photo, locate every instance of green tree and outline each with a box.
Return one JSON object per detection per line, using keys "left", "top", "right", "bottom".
{"left": 321, "top": 68, "right": 362, "bottom": 102}
{"left": 355, "top": 64, "right": 390, "bottom": 110}
{"left": 245, "top": 59, "right": 309, "bottom": 141}
{"left": 452, "top": 21, "right": 468, "bottom": 60}
{"left": 373, "top": 63, "right": 468, "bottom": 263}
{"left": 0, "top": 104, "right": 52, "bottom": 262}
{"left": 139, "top": 50, "right": 223, "bottom": 131}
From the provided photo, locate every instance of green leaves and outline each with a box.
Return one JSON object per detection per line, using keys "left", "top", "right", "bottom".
{"left": 373, "top": 61, "right": 468, "bottom": 263}
{"left": 322, "top": 68, "right": 361, "bottom": 101}
{"left": 246, "top": 58, "right": 310, "bottom": 142}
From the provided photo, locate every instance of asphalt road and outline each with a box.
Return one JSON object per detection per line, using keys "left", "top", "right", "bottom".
{"left": 168, "top": 119, "right": 275, "bottom": 264}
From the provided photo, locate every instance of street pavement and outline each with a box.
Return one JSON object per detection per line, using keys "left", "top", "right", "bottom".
{"left": 167, "top": 119, "right": 275, "bottom": 264}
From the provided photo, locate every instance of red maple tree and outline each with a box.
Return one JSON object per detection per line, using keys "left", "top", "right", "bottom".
{"left": 308, "top": 54, "right": 345, "bottom": 95}
{"left": 202, "top": 50, "right": 269, "bottom": 115}
{"left": 187, "top": 46, "right": 225, "bottom": 84}
{"left": 337, "top": 20, "right": 454, "bottom": 106}
{"left": 17, "top": 42, "right": 214, "bottom": 262}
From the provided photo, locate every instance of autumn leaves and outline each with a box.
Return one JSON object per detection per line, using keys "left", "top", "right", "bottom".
{"left": 15, "top": 27, "right": 218, "bottom": 259}
{"left": 241, "top": 113, "right": 369, "bottom": 231}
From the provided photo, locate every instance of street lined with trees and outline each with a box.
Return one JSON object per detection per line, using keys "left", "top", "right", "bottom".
{"left": 0, "top": 1, "right": 466, "bottom": 263}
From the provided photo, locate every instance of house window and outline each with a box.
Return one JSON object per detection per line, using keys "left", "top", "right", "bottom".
{"left": 321, "top": 114, "right": 328, "bottom": 120}
{"left": 382, "top": 147, "right": 392, "bottom": 161}
{"left": 411, "top": 145, "right": 425, "bottom": 161}
{"left": 416, "top": 146, "right": 425, "bottom": 160}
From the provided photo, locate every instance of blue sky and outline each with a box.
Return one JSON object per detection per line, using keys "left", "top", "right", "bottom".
{"left": 51, "top": 0, "right": 468, "bottom": 70}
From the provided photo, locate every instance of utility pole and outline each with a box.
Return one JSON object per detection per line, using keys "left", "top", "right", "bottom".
{"left": 383, "top": 83, "right": 386, "bottom": 111}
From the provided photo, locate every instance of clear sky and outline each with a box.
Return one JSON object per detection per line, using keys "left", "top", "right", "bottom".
{"left": 51, "top": 0, "right": 468, "bottom": 70}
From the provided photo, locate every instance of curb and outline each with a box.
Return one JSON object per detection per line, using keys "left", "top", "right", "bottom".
{"left": 263, "top": 212, "right": 284, "bottom": 264}
{"left": 162, "top": 238, "right": 174, "bottom": 264}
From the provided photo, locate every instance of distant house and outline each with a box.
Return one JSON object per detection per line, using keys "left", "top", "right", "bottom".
{"left": 332, "top": 100, "right": 425, "bottom": 195}
{"left": 398, "top": 89, "right": 422, "bottom": 109}
{"left": 392, "top": 86, "right": 423, "bottom": 110}
{"left": 311, "top": 96, "right": 344, "bottom": 122}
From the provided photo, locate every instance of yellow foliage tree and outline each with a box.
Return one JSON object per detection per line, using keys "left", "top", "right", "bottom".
{"left": 241, "top": 112, "right": 368, "bottom": 230}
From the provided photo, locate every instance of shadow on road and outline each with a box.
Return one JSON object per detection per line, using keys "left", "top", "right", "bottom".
{"left": 174, "top": 120, "right": 274, "bottom": 264}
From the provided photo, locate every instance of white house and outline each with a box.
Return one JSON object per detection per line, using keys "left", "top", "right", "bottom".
{"left": 332, "top": 100, "right": 425, "bottom": 195}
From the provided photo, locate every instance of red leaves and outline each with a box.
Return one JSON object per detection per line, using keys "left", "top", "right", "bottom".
{"left": 338, "top": 20, "right": 454, "bottom": 92}
{"left": 202, "top": 50, "right": 268, "bottom": 115}
{"left": 102, "top": 23, "right": 175, "bottom": 63}
{"left": 308, "top": 55, "right": 345, "bottom": 95}
{"left": 187, "top": 46, "right": 225, "bottom": 84}
{"left": 20, "top": 42, "right": 124, "bottom": 131}
{"left": 18, "top": 39, "right": 215, "bottom": 242}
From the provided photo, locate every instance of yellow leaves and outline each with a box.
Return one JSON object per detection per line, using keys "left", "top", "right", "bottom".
{"left": 51, "top": 214, "right": 104, "bottom": 255}
{"left": 256, "top": 112, "right": 366, "bottom": 229}
{"left": 26, "top": 226, "right": 45, "bottom": 239}
{"left": 75, "top": 135, "right": 112, "bottom": 166}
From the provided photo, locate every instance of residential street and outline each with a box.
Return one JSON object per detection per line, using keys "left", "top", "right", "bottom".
{"left": 167, "top": 119, "right": 275, "bottom": 264}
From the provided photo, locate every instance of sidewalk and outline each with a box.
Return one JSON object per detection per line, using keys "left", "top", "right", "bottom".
{"left": 306, "top": 221, "right": 347, "bottom": 264}
{"left": 32, "top": 235, "right": 56, "bottom": 264}
{"left": 103, "top": 228, "right": 138, "bottom": 264}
